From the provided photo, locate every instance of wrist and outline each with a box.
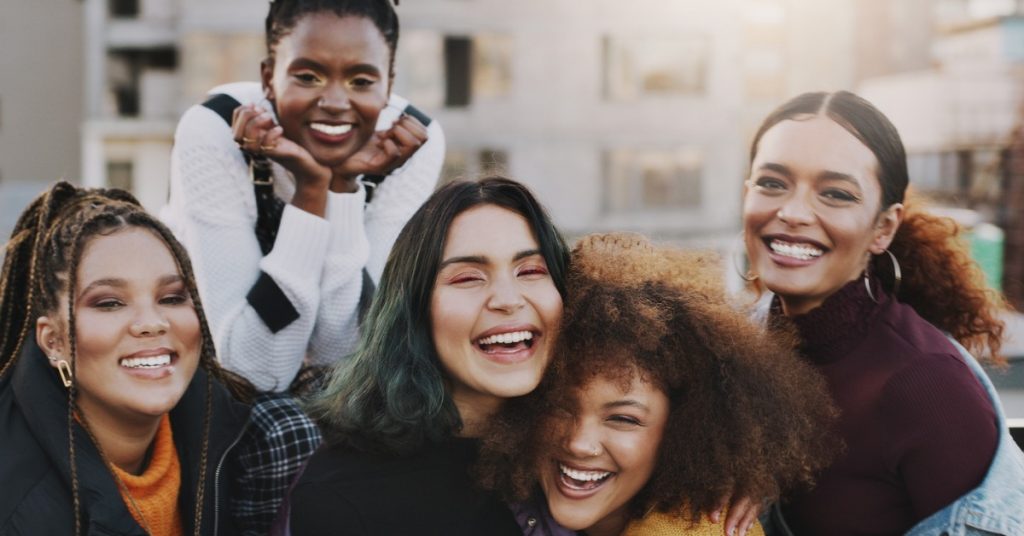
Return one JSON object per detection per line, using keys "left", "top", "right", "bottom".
{"left": 329, "top": 174, "right": 360, "bottom": 194}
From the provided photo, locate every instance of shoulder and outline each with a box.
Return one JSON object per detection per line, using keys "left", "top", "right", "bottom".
{"left": 174, "top": 81, "right": 264, "bottom": 146}
{"left": 0, "top": 393, "right": 57, "bottom": 528}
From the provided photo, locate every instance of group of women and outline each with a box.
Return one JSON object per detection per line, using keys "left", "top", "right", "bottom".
{"left": 1, "top": 0, "right": 1022, "bottom": 535}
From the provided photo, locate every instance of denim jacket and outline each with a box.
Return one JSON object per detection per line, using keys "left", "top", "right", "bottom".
{"left": 904, "top": 338, "right": 1024, "bottom": 536}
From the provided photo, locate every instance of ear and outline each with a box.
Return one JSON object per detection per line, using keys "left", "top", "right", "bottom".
{"left": 36, "top": 315, "right": 66, "bottom": 368}
{"left": 869, "top": 203, "right": 903, "bottom": 255}
{"left": 260, "top": 58, "right": 275, "bottom": 101}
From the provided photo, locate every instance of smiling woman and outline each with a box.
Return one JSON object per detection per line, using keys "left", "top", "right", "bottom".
{"left": 475, "top": 233, "right": 838, "bottom": 536}
{"left": 286, "top": 177, "right": 569, "bottom": 535}
{"left": 0, "top": 182, "right": 255, "bottom": 535}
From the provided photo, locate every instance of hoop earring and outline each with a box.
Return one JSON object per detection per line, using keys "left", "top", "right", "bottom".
{"left": 732, "top": 232, "right": 759, "bottom": 282}
{"left": 864, "top": 249, "right": 901, "bottom": 303}
{"left": 55, "top": 359, "right": 73, "bottom": 388}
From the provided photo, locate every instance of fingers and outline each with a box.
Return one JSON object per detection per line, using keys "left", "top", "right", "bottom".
{"left": 722, "top": 496, "right": 761, "bottom": 536}
{"left": 231, "top": 104, "right": 277, "bottom": 154}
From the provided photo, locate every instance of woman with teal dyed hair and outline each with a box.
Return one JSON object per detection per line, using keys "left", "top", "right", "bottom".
{"left": 286, "top": 177, "right": 570, "bottom": 535}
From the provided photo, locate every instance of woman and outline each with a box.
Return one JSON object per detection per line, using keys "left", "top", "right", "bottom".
{"left": 476, "top": 233, "right": 837, "bottom": 536}
{"left": 284, "top": 177, "right": 569, "bottom": 534}
{"left": 0, "top": 182, "right": 255, "bottom": 535}
{"left": 162, "top": 0, "right": 445, "bottom": 391}
{"left": 741, "top": 91, "right": 1024, "bottom": 534}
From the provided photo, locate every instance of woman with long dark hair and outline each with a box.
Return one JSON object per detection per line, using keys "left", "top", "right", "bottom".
{"left": 286, "top": 177, "right": 569, "bottom": 535}
{"left": 740, "top": 91, "right": 1024, "bottom": 535}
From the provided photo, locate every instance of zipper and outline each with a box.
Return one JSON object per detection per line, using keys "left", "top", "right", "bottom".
{"left": 211, "top": 417, "right": 251, "bottom": 535}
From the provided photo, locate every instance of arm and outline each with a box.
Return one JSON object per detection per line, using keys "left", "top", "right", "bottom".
{"left": 167, "top": 104, "right": 329, "bottom": 391}
{"left": 306, "top": 111, "right": 444, "bottom": 365}
{"left": 882, "top": 354, "right": 998, "bottom": 518}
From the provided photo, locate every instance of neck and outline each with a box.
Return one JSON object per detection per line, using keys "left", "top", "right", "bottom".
{"left": 329, "top": 173, "right": 359, "bottom": 193}
{"left": 78, "top": 402, "right": 162, "bottom": 475}
{"left": 451, "top": 388, "right": 503, "bottom": 438}
{"left": 585, "top": 508, "right": 629, "bottom": 536}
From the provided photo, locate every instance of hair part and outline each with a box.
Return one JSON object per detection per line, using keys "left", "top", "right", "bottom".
{"left": 306, "top": 176, "right": 569, "bottom": 456}
{"left": 749, "top": 91, "right": 1007, "bottom": 361}
{"left": 265, "top": 0, "right": 400, "bottom": 77}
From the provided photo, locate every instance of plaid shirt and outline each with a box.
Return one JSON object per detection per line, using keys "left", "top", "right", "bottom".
{"left": 232, "top": 392, "right": 322, "bottom": 536}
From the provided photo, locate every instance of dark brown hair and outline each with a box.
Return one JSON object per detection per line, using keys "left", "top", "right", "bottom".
{"left": 750, "top": 91, "right": 1007, "bottom": 362}
{"left": 477, "top": 233, "right": 838, "bottom": 524}
{"left": 0, "top": 181, "right": 254, "bottom": 535}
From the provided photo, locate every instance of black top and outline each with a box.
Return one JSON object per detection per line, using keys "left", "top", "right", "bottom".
{"left": 290, "top": 438, "right": 521, "bottom": 535}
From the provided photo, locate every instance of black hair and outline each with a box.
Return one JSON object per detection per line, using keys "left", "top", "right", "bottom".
{"left": 265, "top": 0, "right": 400, "bottom": 77}
{"left": 306, "top": 177, "right": 570, "bottom": 456}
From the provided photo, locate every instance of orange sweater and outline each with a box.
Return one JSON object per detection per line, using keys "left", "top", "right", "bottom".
{"left": 109, "top": 415, "right": 184, "bottom": 536}
{"left": 623, "top": 511, "right": 765, "bottom": 536}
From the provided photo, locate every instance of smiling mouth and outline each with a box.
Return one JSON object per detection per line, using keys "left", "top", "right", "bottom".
{"left": 475, "top": 330, "right": 535, "bottom": 353}
{"left": 766, "top": 238, "right": 825, "bottom": 261}
{"left": 559, "top": 463, "right": 613, "bottom": 491}
{"left": 119, "top": 354, "right": 172, "bottom": 369}
{"left": 310, "top": 122, "right": 353, "bottom": 136}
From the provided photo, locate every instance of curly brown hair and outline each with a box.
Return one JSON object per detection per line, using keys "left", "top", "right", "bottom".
{"left": 476, "top": 233, "right": 839, "bottom": 524}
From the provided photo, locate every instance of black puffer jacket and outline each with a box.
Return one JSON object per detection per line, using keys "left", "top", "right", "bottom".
{"left": 0, "top": 339, "right": 251, "bottom": 535}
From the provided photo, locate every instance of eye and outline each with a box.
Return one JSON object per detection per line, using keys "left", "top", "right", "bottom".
{"left": 159, "top": 293, "right": 190, "bottom": 306}
{"left": 751, "top": 176, "right": 787, "bottom": 193}
{"left": 93, "top": 298, "right": 125, "bottom": 310}
{"left": 607, "top": 414, "right": 642, "bottom": 428}
{"left": 448, "top": 272, "right": 485, "bottom": 285}
{"left": 351, "top": 76, "right": 377, "bottom": 89}
{"left": 516, "top": 263, "right": 549, "bottom": 279}
{"left": 293, "top": 72, "right": 322, "bottom": 85}
{"left": 820, "top": 188, "right": 860, "bottom": 205}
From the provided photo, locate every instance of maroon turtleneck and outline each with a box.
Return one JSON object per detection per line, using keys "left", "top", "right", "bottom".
{"left": 774, "top": 279, "right": 997, "bottom": 536}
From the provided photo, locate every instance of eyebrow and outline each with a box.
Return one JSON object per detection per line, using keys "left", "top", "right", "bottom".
{"left": 757, "top": 162, "right": 862, "bottom": 188}
{"left": 78, "top": 274, "right": 184, "bottom": 297}
{"left": 603, "top": 399, "right": 650, "bottom": 412}
{"left": 288, "top": 57, "right": 382, "bottom": 77}
{"left": 439, "top": 249, "right": 543, "bottom": 270}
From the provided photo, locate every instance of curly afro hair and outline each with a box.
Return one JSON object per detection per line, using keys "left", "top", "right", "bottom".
{"left": 476, "top": 233, "right": 839, "bottom": 525}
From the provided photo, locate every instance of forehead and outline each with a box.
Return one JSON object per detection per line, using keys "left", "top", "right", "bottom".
{"left": 754, "top": 116, "right": 879, "bottom": 185}
{"left": 442, "top": 204, "right": 539, "bottom": 258}
{"left": 276, "top": 13, "right": 390, "bottom": 64}
{"left": 576, "top": 372, "right": 665, "bottom": 406}
{"left": 77, "top": 227, "right": 179, "bottom": 283}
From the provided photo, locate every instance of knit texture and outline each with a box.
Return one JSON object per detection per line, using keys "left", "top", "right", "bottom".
{"left": 109, "top": 415, "right": 184, "bottom": 536}
{"left": 773, "top": 279, "right": 998, "bottom": 535}
{"left": 162, "top": 81, "right": 445, "bottom": 391}
{"left": 623, "top": 511, "right": 764, "bottom": 536}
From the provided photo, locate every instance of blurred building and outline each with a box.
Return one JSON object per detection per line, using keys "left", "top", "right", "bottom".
{"left": 0, "top": 0, "right": 84, "bottom": 237}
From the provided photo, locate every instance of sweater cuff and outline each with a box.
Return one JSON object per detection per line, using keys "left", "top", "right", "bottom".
{"left": 325, "top": 188, "right": 370, "bottom": 255}
{"left": 261, "top": 204, "right": 332, "bottom": 282}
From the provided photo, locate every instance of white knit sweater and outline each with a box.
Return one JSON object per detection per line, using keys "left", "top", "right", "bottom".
{"left": 162, "top": 82, "right": 444, "bottom": 391}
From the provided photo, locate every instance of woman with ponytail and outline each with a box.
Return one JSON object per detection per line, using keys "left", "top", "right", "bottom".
{"left": 163, "top": 0, "right": 444, "bottom": 392}
{"left": 0, "top": 182, "right": 256, "bottom": 535}
{"left": 741, "top": 91, "right": 1024, "bottom": 535}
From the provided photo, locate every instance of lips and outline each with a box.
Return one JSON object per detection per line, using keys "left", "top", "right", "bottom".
{"left": 472, "top": 326, "right": 539, "bottom": 364}
{"left": 118, "top": 348, "right": 177, "bottom": 378}
{"left": 554, "top": 461, "right": 615, "bottom": 498}
{"left": 763, "top": 235, "right": 828, "bottom": 265}
{"left": 307, "top": 121, "right": 356, "bottom": 144}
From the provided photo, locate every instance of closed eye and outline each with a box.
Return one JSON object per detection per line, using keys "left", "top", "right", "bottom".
{"left": 820, "top": 188, "right": 860, "bottom": 204}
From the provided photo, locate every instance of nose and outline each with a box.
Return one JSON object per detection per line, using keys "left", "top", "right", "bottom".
{"left": 487, "top": 275, "right": 526, "bottom": 314}
{"left": 776, "top": 188, "right": 815, "bottom": 226}
{"left": 566, "top": 419, "right": 603, "bottom": 459}
{"left": 130, "top": 306, "right": 169, "bottom": 337}
{"left": 317, "top": 82, "right": 351, "bottom": 113}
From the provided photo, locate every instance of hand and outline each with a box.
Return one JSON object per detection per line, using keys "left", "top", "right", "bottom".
{"left": 231, "top": 104, "right": 330, "bottom": 190}
{"left": 333, "top": 113, "right": 428, "bottom": 180}
{"left": 710, "top": 495, "right": 762, "bottom": 536}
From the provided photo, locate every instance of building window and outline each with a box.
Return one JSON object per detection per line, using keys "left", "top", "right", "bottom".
{"left": 444, "top": 37, "right": 472, "bottom": 107}
{"left": 442, "top": 34, "right": 513, "bottom": 108}
{"left": 107, "top": 48, "right": 178, "bottom": 117}
{"left": 907, "top": 151, "right": 966, "bottom": 194}
{"left": 604, "top": 35, "right": 708, "bottom": 100}
{"left": 109, "top": 0, "right": 140, "bottom": 18}
{"left": 604, "top": 148, "right": 703, "bottom": 212}
{"left": 107, "top": 161, "right": 134, "bottom": 192}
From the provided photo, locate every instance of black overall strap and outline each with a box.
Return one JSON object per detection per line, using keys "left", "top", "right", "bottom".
{"left": 202, "top": 94, "right": 298, "bottom": 333}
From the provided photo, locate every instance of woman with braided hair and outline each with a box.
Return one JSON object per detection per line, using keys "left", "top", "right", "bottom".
{"left": 163, "top": 0, "right": 444, "bottom": 392}
{"left": 474, "top": 233, "right": 838, "bottom": 536}
{"left": 0, "top": 182, "right": 259, "bottom": 535}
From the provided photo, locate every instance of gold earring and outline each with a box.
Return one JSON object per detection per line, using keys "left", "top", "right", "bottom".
{"left": 55, "top": 359, "right": 73, "bottom": 388}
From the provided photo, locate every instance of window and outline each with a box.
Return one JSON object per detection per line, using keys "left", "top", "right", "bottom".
{"left": 604, "top": 148, "right": 703, "bottom": 212}
{"left": 441, "top": 34, "right": 513, "bottom": 108}
{"left": 441, "top": 148, "right": 510, "bottom": 185}
{"left": 107, "top": 161, "right": 134, "bottom": 192}
{"left": 604, "top": 35, "right": 708, "bottom": 100}
{"left": 109, "top": 0, "right": 140, "bottom": 18}
{"left": 107, "top": 48, "right": 178, "bottom": 117}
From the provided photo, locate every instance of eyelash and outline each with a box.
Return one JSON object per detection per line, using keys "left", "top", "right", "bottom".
{"left": 608, "top": 415, "right": 642, "bottom": 426}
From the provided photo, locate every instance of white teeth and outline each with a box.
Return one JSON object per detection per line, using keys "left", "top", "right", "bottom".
{"left": 770, "top": 240, "right": 824, "bottom": 261}
{"left": 477, "top": 330, "right": 534, "bottom": 346}
{"left": 310, "top": 123, "right": 352, "bottom": 136}
{"left": 120, "top": 354, "right": 171, "bottom": 369}
{"left": 560, "top": 464, "right": 611, "bottom": 482}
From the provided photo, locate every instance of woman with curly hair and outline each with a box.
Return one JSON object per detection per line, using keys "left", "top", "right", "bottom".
{"left": 477, "top": 233, "right": 838, "bottom": 536}
{"left": 740, "top": 91, "right": 1024, "bottom": 534}
{"left": 0, "top": 182, "right": 259, "bottom": 535}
